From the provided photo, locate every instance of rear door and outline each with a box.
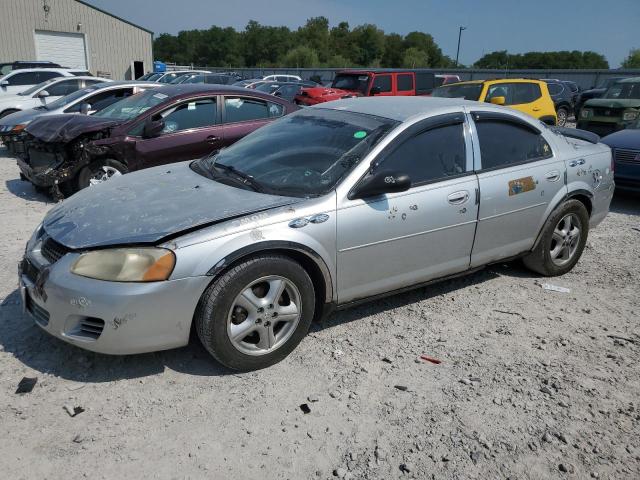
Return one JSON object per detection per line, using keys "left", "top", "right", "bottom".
{"left": 221, "top": 95, "right": 285, "bottom": 146}
{"left": 469, "top": 110, "right": 567, "bottom": 267}
{"left": 337, "top": 113, "right": 479, "bottom": 303}
{"left": 396, "top": 73, "right": 415, "bottom": 97}
{"left": 133, "top": 96, "right": 223, "bottom": 168}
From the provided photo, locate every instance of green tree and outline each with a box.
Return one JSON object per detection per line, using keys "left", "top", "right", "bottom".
{"left": 325, "top": 54, "right": 352, "bottom": 67}
{"left": 621, "top": 49, "right": 640, "bottom": 68}
{"left": 402, "top": 48, "right": 429, "bottom": 68}
{"left": 281, "top": 45, "right": 320, "bottom": 68}
{"left": 404, "top": 31, "right": 444, "bottom": 66}
{"left": 381, "top": 33, "right": 405, "bottom": 68}
{"left": 297, "top": 17, "right": 330, "bottom": 63}
{"left": 351, "top": 24, "right": 386, "bottom": 66}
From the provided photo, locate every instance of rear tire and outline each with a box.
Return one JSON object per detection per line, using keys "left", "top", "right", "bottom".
{"left": 556, "top": 107, "right": 569, "bottom": 127}
{"left": 76, "top": 158, "right": 127, "bottom": 192}
{"left": 523, "top": 200, "right": 589, "bottom": 276}
{"left": 195, "top": 254, "right": 315, "bottom": 371}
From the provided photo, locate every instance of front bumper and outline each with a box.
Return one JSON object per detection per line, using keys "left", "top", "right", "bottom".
{"left": 19, "top": 249, "right": 210, "bottom": 355}
{"left": 17, "top": 157, "right": 56, "bottom": 187}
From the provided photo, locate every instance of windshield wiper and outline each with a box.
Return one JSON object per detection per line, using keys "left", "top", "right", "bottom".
{"left": 213, "top": 163, "right": 264, "bottom": 193}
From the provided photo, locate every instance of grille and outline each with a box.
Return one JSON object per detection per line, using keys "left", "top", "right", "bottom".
{"left": 26, "top": 293, "right": 49, "bottom": 327}
{"left": 75, "top": 318, "right": 105, "bottom": 340}
{"left": 41, "top": 237, "right": 70, "bottom": 264}
{"left": 593, "top": 107, "right": 622, "bottom": 117}
{"left": 615, "top": 149, "right": 640, "bottom": 165}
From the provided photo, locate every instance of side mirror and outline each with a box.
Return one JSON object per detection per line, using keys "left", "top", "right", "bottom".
{"left": 37, "top": 90, "right": 50, "bottom": 99}
{"left": 369, "top": 86, "right": 382, "bottom": 96}
{"left": 350, "top": 169, "right": 411, "bottom": 200}
{"left": 0, "top": 80, "right": 8, "bottom": 87}
{"left": 143, "top": 116, "right": 165, "bottom": 138}
{"left": 79, "top": 103, "right": 91, "bottom": 115}
{"left": 489, "top": 96, "right": 506, "bottom": 105}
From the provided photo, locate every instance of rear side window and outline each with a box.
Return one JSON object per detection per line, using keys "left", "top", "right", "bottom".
{"left": 475, "top": 120, "right": 552, "bottom": 170}
{"left": 46, "top": 79, "right": 82, "bottom": 97}
{"left": 381, "top": 123, "right": 466, "bottom": 184}
{"left": 547, "top": 83, "right": 563, "bottom": 95}
{"left": 372, "top": 74, "right": 392, "bottom": 93}
{"left": 161, "top": 98, "right": 217, "bottom": 133}
{"left": 513, "top": 83, "right": 541, "bottom": 104}
{"left": 397, "top": 74, "right": 414, "bottom": 92}
{"left": 224, "top": 97, "right": 282, "bottom": 123}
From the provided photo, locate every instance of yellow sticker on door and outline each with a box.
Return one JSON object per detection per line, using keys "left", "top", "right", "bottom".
{"left": 508, "top": 176, "right": 536, "bottom": 196}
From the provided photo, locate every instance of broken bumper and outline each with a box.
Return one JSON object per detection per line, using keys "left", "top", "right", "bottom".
{"left": 19, "top": 251, "right": 210, "bottom": 355}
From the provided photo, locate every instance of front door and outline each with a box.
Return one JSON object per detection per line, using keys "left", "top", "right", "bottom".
{"left": 336, "top": 113, "right": 479, "bottom": 303}
{"left": 134, "top": 96, "right": 223, "bottom": 168}
{"left": 469, "top": 110, "right": 567, "bottom": 267}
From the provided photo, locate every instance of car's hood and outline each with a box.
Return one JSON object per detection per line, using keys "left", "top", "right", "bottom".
{"left": 601, "top": 128, "right": 640, "bottom": 149}
{"left": 585, "top": 98, "right": 640, "bottom": 109}
{"left": 42, "top": 161, "right": 303, "bottom": 249}
{"left": 298, "top": 86, "right": 362, "bottom": 102}
{"left": 0, "top": 107, "right": 47, "bottom": 127}
{"left": 25, "top": 113, "right": 123, "bottom": 143}
{"left": 580, "top": 88, "right": 606, "bottom": 98}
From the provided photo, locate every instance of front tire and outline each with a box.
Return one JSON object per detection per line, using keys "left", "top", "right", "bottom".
{"left": 523, "top": 200, "right": 589, "bottom": 276}
{"left": 76, "top": 158, "right": 127, "bottom": 192}
{"left": 195, "top": 254, "right": 315, "bottom": 371}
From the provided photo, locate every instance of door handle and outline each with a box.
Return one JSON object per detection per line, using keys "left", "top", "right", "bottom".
{"left": 545, "top": 170, "right": 561, "bottom": 182}
{"left": 447, "top": 191, "right": 469, "bottom": 205}
{"left": 532, "top": 107, "right": 541, "bottom": 111}
{"left": 568, "top": 159, "right": 585, "bottom": 167}
{"left": 206, "top": 135, "right": 220, "bottom": 144}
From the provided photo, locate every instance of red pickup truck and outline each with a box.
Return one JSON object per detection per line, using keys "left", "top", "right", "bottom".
{"left": 295, "top": 69, "right": 438, "bottom": 106}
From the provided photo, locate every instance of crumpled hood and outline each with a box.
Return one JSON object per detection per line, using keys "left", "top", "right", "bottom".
{"left": 25, "top": 113, "right": 123, "bottom": 143}
{"left": 299, "top": 86, "right": 362, "bottom": 103}
{"left": 585, "top": 98, "right": 640, "bottom": 109}
{"left": 43, "top": 161, "right": 303, "bottom": 249}
{"left": 601, "top": 128, "right": 640, "bottom": 149}
{"left": 0, "top": 107, "right": 44, "bottom": 127}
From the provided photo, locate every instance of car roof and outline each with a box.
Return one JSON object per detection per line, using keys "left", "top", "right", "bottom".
{"left": 315, "top": 96, "right": 480, "bottom": 121}
{"left": 88, "top": 81, "right": 159, "bottom": 89}
{"left": 146, "top": 84, "right": 287, "bottom": 100}
{"left": 618, "top": 77, "right": 640, "bottom": 83}
{"left": 451, "top": 78, "right": 544, "bottom": 86}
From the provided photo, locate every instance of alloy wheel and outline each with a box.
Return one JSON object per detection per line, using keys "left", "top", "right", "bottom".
{"left": 227, "top": 275, "right": 302, "bottom": 356}
{"left": 88, "top": 166, "right": 122, "bottom": 186}
{"left": 550, "top": 213, "right": 581, "bottom": 266}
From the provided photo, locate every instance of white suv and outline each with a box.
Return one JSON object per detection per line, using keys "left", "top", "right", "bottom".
{"left": 0, "top": 68, "right": 91, "bottom": 96}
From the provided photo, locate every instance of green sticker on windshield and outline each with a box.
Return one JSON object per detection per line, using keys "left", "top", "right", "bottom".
{"left": 354, "top": 131, "right": 367, "bottom": 139}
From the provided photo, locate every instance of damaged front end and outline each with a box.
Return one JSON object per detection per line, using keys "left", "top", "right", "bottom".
{"left": 17, "top": 130, "right": 113, "bottom": 198}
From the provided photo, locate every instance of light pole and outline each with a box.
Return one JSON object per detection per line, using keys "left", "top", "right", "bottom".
{"left": 455, "top": 26, "right": 467, "bottom": 67}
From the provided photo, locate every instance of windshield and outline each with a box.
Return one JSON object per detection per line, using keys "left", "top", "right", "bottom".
{"left": 158, "top": 73, "right": 186, "bottom": 83}
{"left": 194, "top": 108, "right": 398, "bottom": 197}
{"left": 603, "top": 82, "right": 640, "bottom": 100}
{"left": 17, "top": 78, "right": 58, "bottom": 96}
{"left": 93, "top": 89, "right": 168, "bottom": 121}
{"left": 331, "top": 74, "right": 370, "bottom": 94}
{"left": 42, "top": 86, "right": 100, "bottom": 110}
{"left": 432, "top": 83, "right": 483, "bottom": 101}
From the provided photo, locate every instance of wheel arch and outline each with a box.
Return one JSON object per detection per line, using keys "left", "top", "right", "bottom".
{"left": 0, "top": 108, "right": 20, "bottom": 119}
{"left": 204, "top": 241, "right": 334, "bottom": 322}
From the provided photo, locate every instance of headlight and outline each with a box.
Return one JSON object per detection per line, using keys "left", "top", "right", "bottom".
{"left": 71, "top": 248, "right": 176, "bottom": 282}
{"left": 623, "top": 111, "right": 638, "bottom": 121}
{"left": 581, "top": 109, "right": 592, "bottom": 118}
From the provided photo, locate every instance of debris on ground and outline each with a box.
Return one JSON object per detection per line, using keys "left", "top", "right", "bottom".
{"left": 63, "top": 405, "right": 85, "bottom": 417}
{"left": 541, "top": 283, "right": 571, "bottom": 293}
{"left": 15, "top": 377, "right": 37, "bottom": 394}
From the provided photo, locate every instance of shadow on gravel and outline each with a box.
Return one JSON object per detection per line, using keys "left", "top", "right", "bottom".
{"left": 5, "top": 178, "right": 52, "bottom": 203}
{"left": 610, "top": 191, "right": 640, "bottom": 217}
{"left": 0, "top": 289, "right": 234, "bottom": 383}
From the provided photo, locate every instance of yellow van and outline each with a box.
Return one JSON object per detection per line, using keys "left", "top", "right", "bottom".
{"left": 432, "top": 78, "right": 558, "bottom": 125}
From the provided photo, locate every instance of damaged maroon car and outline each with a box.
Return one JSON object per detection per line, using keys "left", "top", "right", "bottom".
{"left": 17, "top": 85, "right": 297, "bottom": 197}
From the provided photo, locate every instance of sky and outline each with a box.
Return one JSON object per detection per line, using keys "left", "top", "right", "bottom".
{"left": 86, "top": 0, "right": 640, "bottom": 67}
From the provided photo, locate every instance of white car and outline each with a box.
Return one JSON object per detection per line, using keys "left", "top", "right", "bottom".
{"left": 0, "top": 68, "right": 91, "bottom": 96}
{"left": 0, "top": 76, "right": 108, "bottom": 118}
{"left": 155, "top": 70, "right": 210, "bottom": 83}
{"left": 262, "top": 74, "right": 302, "bottom": 82}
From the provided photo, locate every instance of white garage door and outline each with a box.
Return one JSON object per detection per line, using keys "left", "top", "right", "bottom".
{"left": 34, "top": 31, "right": 87, "bottom": 69}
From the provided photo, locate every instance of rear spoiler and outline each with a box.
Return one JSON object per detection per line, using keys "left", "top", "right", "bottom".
{"left": 550, "top": 126, "right": 600, "bottom": 144}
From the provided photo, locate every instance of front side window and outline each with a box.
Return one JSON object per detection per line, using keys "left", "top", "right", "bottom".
{"left": 485, "top": 83, "right": 515, "bottom": 105}
{"left": 475, "top": 119, "right": 552, "bottom": 170}
{"left": 46, "top": 79, "right": 82, "bottom": 97}
{"left": 194, "top": 108, "right": 398, "bottom": 197}
{"left": 18, "top": 78, "right": 58, "bottom": 96}
{"left": 372, "top": 74, "right": 392, "bottom": 93}
{"left": 397, "top": 74, "right": 414, "bottom": 92}
{"left": 160, "top": 98, "right": 217, "bottom": 134}
{"left": 6, "top": 72, "right": 39, "bottom": 86}
{"left": 432, "top": 83, "right": 483, "bottom": 101}
{"left": 380, "top": 123, "right": 466, "bottom": 184}
{"left": 224, "top": 97, "right": 282, "bottom": 123}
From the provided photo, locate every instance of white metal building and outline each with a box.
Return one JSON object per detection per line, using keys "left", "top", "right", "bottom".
{"left": 0, "top": 0, "right": 153, "bottom": 80}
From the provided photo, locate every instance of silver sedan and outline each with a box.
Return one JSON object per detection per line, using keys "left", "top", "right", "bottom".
{"left": 20, "top": 97, "right": 614, "bottom": 370}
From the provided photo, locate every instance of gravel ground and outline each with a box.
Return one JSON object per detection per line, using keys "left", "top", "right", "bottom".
{"left": 0, "top": 149, "right": 639, "bottom": 480}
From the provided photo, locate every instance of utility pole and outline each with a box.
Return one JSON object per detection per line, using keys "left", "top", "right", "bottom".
{"left": 455, "top": 26, "right": 467, "bottom": 67}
